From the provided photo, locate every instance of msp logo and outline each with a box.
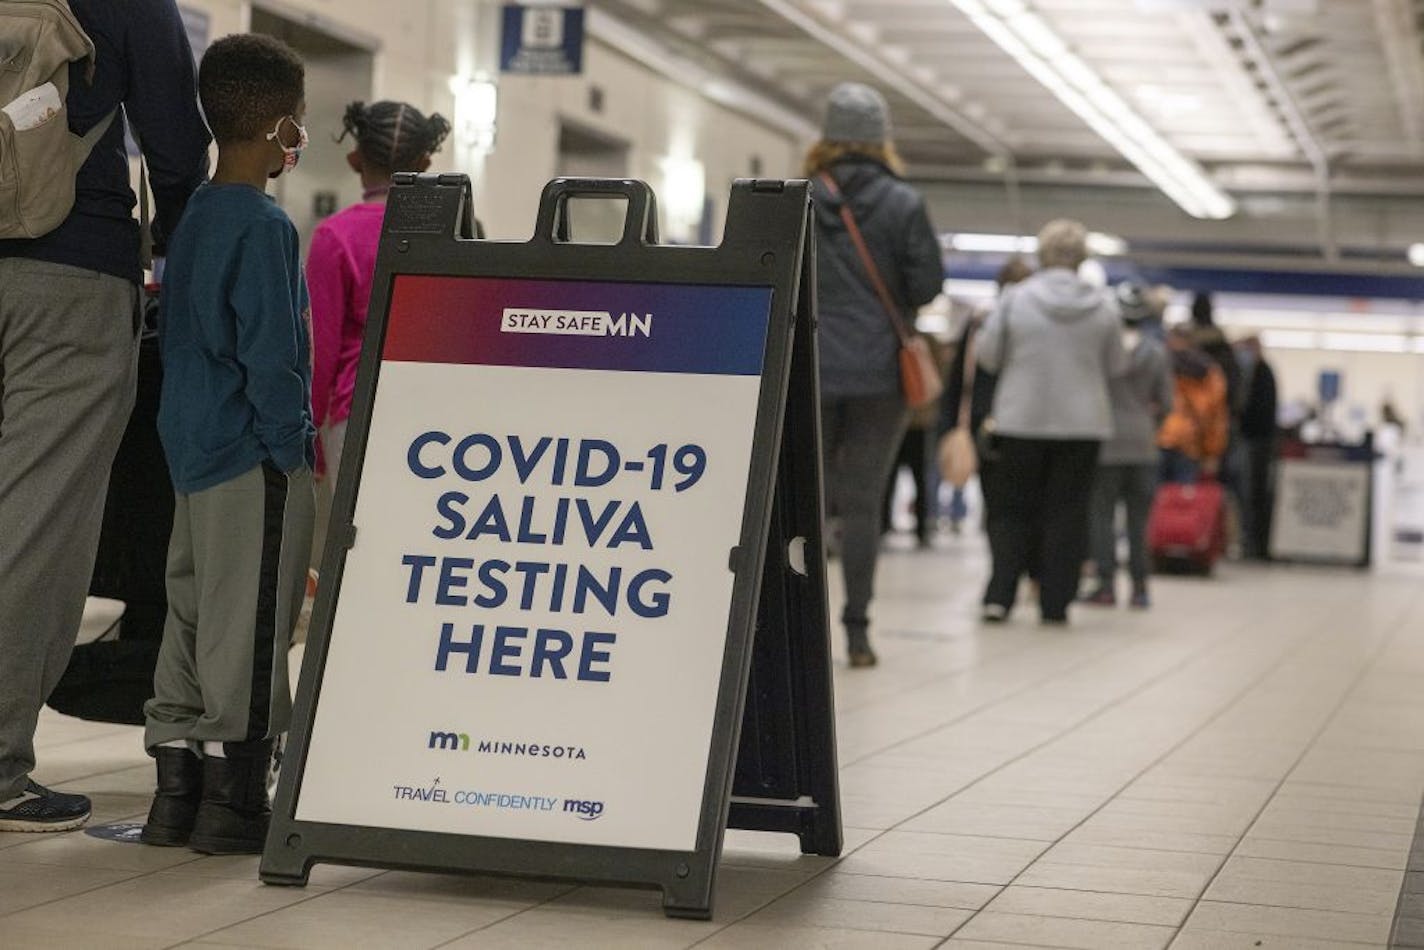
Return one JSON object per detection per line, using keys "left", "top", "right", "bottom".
{"left": 564, "top": 798, "right": 604, "bottom": 821}
{"left": 500, "top": 308, "right": 652, "bottom": 338}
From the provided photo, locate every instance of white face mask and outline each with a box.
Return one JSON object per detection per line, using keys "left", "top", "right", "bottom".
{"left": 265, "top": 115, "right": 308, "bottom": 177}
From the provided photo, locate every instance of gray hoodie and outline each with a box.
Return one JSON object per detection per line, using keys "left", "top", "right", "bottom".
{"left": 1101, "top": 332, "right": 1173, "bottom": 465}
{"left": 977, "top": 268, "right": 1127, "bottom": 440}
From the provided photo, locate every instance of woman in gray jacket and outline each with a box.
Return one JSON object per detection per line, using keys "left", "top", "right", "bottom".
{"left": 809, "top": 82, "right": 944, "bottom": 666}
{"left": 1081, "top": 283, "right": 1173, "bottom": 610}
{"left": 977, "top": 220, "right": 1127, "bottom": 624}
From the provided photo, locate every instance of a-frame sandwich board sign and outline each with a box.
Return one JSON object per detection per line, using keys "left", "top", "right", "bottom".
{"left": 260, "top": 174, "right": 840, "bottom": 919}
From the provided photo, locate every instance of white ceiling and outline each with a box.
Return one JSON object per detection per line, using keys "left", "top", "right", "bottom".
{"left": 589, "top": 0, "right": 1424, "bottom": 201}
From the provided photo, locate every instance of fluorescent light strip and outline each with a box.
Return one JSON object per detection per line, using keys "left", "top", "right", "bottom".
{"left": 946, "top": 231, "right": 1127, "bottom": 255}
{"left": 1258, "top": 330, "right": 1319, "bottom": 350}
{"left": 1261, "top": 330, "right": 1418, "bottom": 354}
{"left": 942, "top": 278, "right": 1000, "bottom": 299}
{"left": 950, "top": 233, "right": 1037, "bottom": 253}
{"left": 1219, "top": 310, "right": 1421, "bottom": 335}
{"left": 951, "top": 0, "right": 1235, "bottom": 220}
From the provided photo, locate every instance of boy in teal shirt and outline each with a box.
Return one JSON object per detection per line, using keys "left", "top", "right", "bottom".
{"left": 142, "top": 33, "right": 315, "bottom": 855}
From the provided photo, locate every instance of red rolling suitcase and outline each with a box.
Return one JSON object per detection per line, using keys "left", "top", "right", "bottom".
{"left": 1149, "top": 479, "right": 1226, "bottom": 574}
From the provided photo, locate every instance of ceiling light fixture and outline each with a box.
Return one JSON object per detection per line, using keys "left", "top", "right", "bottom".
{"left": 946, "top": 231, "right": 1129, "bottom": 256}
{"left": 1409, "top": 243, "right": 1424, "bottom": 267}
{"left": 950, "top": 0, "right": 1236, "bottom": 220}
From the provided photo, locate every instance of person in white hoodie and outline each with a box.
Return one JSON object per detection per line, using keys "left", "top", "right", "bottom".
{"left": 976, "top": 220, "right": 1127, "bottom": 625}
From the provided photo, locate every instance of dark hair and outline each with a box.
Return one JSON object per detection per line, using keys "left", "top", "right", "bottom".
{"left": 995, "top": 255, "right": 1033, "bottom": 290}
{"left": 1191, "top": 291, "right": 1215, "bottom": 327}
{"left": 198, "top": 34, "right": 304, "bottom": 145}
{"left": 340, "top": 101, "right": 451, "bottom": 173}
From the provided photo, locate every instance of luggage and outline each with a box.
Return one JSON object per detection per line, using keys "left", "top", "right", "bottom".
{"left": 47, "top": 287, "right": 172, "bottom": 725}
{"left": 1148, "top": 478, "right": 1226, "bottom": 575}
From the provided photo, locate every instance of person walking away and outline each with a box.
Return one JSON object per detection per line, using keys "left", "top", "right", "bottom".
{"left": 883, "top": 335, "right": 950, "bottom": 547}
{"left": 1189, "top": 293, "right": 1242, "bottom": 423}
{"left": 808, "top": 82, "right": 943, "bottom": 667}
{"left": 1188, "top": 291, "right": 1247, "bottom": 556}
{"left": 1158, "top": 325, "right": 1230, "bottom": 484}
{"left": 308, "top": 100, "right": 451, "bottom": 484}
{"left": 1081, "top": 282, "right": 1172, "bottom": 609}
{"left": 1235, "top": 335, "right": 1278, "bottom": 560}
{"left": 940, "top": 257, "right": 1032, "bottom": 538}
{"left": 140, "top": 34, "right": 316, "bottom": 855}
{"left": 976, "top": 220, "right": 1126, "bottom": 625}
{"left": 0, "top": 0, "right": 210, "bottom": 832}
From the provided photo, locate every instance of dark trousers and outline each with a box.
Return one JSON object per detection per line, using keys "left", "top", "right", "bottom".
{"left": 882, "top": 426, "right": 932, "bottom": 542}
{"left": 983, "top": 436, "right": 1100, "bottom": 621}
{"left": 822, "top": 393, "right": 909, "bottom": 634}
{"left": 1241, "top": 436, "right": 1276, "bottom": 559}
{"left": 1089, "top": 463, "right": 1156, "bottom": 591}
{"left": 1159, "top": 448, "right": 1201, "bottom": 485}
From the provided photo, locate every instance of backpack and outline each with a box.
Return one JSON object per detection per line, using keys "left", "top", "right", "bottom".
{"left": 0, "top": 0, "right": 114, "bottom": 239}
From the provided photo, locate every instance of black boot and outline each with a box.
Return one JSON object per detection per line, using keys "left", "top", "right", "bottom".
{"left": 140, "top": 747, "right": 203, "bottom": 847}
{"left": 847, "top": 626, "right": 878, "bottom": 668}
{"left": 188, "top": 740, "right": 274, "bottom": 855}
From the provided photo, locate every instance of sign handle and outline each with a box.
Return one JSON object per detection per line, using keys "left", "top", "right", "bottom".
{"left": 534, "top": 177, "right": 660, "bottom": 247}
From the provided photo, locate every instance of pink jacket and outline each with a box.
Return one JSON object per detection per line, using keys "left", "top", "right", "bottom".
{"left": 307, "top": 201, "right": 384, "bottom": 469}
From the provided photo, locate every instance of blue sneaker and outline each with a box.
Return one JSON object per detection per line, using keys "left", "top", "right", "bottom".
{"left": 0, "top": 780, "right": 91, "bottom": 832}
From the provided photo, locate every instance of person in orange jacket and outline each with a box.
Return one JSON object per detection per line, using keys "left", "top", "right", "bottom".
{"left": 1158, "top": 324, "right": 1229, "bottom": 484}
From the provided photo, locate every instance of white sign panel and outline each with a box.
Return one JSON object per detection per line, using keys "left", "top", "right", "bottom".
{"left": 1270, "top": 457, "right": 1371, "bottom": 564}
{"left": 293, "top": 275, "right": 771, "bottom": 852}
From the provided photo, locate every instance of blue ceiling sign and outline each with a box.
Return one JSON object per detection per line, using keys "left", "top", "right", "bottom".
{"left": 500, "top": 4, "right": 585, "bottom": 76}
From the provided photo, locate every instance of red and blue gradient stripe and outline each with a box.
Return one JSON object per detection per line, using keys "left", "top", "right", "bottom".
{"left": 382, "top": 275, "right": 772, "bottom": 376}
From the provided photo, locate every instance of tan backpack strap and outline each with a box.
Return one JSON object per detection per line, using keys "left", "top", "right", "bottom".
{"left": 75, "top": 107, "right": 117, "bottom": 158}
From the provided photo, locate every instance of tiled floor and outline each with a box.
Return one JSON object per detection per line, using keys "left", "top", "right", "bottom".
{"left": 5, "top": 531, "right": 1424, "bottom": 949}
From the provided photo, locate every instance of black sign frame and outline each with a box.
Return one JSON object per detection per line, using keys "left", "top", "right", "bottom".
{"left": 259, "top": 174, "right": 839, "bottom": 919}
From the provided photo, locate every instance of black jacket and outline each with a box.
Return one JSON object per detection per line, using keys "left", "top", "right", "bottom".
{"left": 1191, "top": 324, "right": 1243, "bottom": 418}
{"left": 0, "top": 0, "right": 211, "bottom": 284}
{"left": 811, "top": 158, "right": 943, "bottom": 398}
{"left": 1240, "top": 358, "right": 1278, "bottom": 439}
{"left": 940, "top": 319, "right": 997, "bottom": 437}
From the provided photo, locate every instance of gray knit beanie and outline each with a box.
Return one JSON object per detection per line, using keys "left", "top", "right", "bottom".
{"left": 823, "top": 82, "right": 891, "bottom": 143}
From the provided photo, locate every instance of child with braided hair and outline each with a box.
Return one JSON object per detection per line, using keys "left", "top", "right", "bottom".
{"left": 308, "top": 100, "right": 452, "bottom": 482}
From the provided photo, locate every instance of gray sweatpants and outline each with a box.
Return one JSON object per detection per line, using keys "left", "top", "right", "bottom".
{"left": 143, "top": 465, "right": 314, "bottom": 749}
{"left": 0, "top": 259, "right": 139, "bottom": 800}
{"left": 821, "top": 392, "right": 910, "bottom": 634}
{"left": 1089, "top": 462, "right": 1156, "bottom": 591}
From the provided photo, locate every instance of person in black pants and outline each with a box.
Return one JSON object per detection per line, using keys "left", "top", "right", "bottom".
{"left": 882, "top": 420, "right": 934, "bottom": 546}
{"left": 1235, "top": 335, "right": 1278, "bottom": 560}
{"left": 986, "top": 438, "right": 1102, "bottom": 620}
{"left": 975, "top": 221, "right": 1126, "bottom": 625}
{"left": 939, "top": 257, "right": 1033, "bottom": 542}
{"left": 885, "top": 335, "right": 953, "bottom": 546}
